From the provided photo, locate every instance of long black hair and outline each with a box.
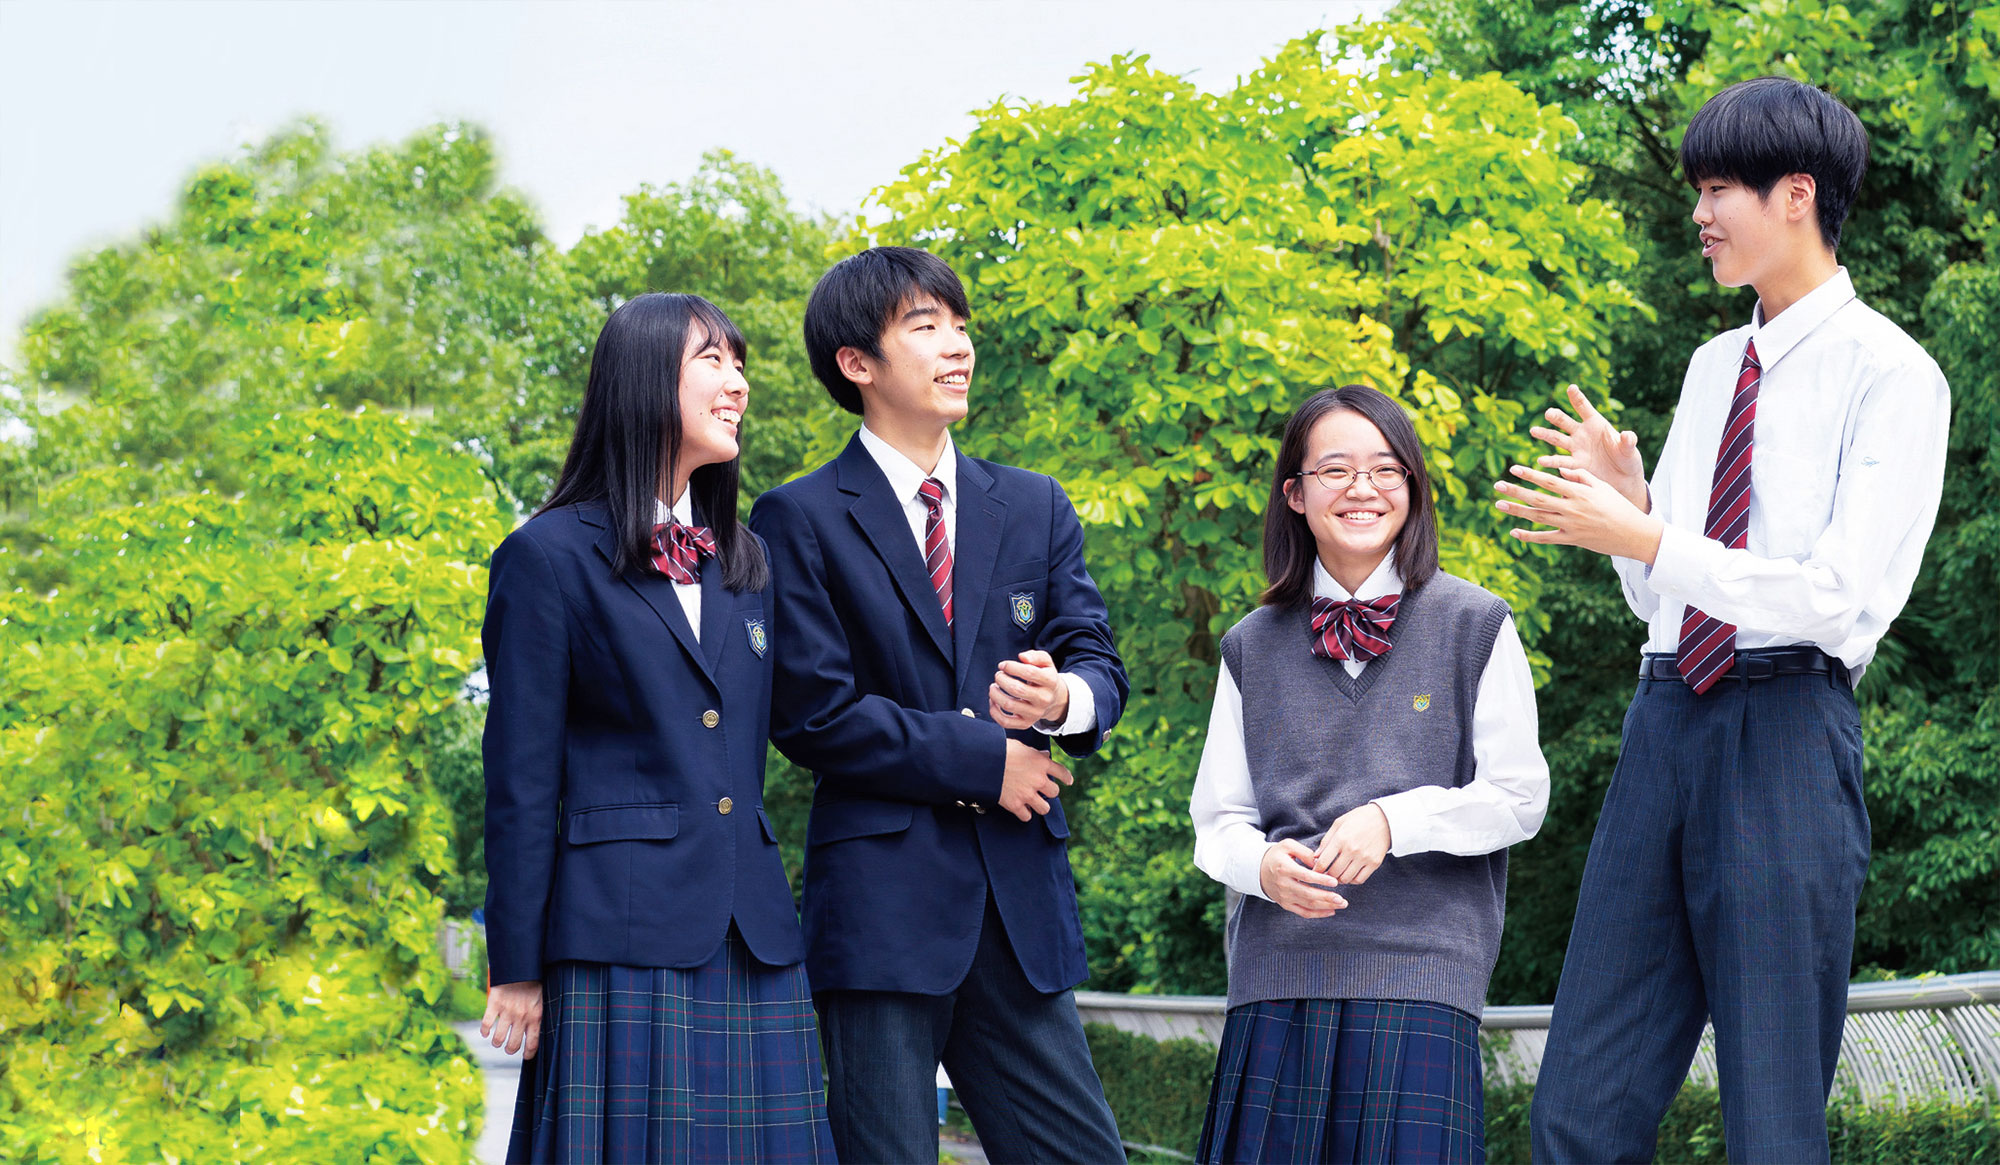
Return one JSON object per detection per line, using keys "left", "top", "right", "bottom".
{"left": 1261, "top": 385, "right": 1439, "bottom": 608}
{"left": 540, "top": 293, "right": 768, "bottom": 592}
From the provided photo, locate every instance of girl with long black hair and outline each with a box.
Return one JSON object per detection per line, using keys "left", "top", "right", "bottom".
{"left": 479, "top": 293, "right": 834, "bottom": 1162}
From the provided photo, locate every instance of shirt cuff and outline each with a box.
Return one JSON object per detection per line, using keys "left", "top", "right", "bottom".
{"left": 1036, "top": 672, "right": 1097, "bottom": 737}
{"left": 1646, "top": 522, "right": 1716, "bottom": 601}
{"left": 1225, "top": 837, "right": 1275, "bottom": 901}
{"left": 1371, "top": 793, "right": 1427, "bottom": 858}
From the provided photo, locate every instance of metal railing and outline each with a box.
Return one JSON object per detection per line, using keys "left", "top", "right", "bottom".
{"left": 1075, "top": 971, "right": 2000, "bottom": 1106}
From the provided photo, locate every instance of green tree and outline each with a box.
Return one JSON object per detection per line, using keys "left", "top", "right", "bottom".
{"left": 565, "top": 150, "right": 847, "bottom": 499}
{"left": 0, "top": 408, "right": 500, "bottom": 1161}
{"left": 869, "top": 21, "right": 1643, "bottom": 991}
{"left": 1398, "top": 0, "right": 2000, "bottom": 1000}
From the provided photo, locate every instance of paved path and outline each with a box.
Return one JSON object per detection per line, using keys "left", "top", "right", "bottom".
{"left": 452, "top": 1021, "right": 520, "bottom": 1165}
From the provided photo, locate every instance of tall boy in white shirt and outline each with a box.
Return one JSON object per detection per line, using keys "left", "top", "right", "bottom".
{"left": 1494, "top": 76, "right": 1951, "bottom": 1162}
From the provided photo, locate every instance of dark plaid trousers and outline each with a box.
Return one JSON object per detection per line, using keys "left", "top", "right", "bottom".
{"left": 1532, "top": 671, "right": 1868, "bottom": 1164}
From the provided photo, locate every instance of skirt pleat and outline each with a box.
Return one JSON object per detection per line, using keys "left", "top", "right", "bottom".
{"left": 507, "top": 928, "right": 836, "bottom": 1164}
{"left": 1197, "top": 998, "right": 1484, "bottom": 1164}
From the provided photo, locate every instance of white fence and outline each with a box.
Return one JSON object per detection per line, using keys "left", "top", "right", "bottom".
{"left": 1075, "top": 971, "right": 2000, "bottom": 1107}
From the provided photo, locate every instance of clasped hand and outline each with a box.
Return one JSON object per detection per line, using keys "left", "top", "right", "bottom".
{"left": 989, "top": 649, "right": 1068, "bottom": 729}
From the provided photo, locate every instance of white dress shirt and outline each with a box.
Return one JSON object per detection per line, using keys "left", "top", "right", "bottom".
{"left": 1612, "top": 268, "right": 1952, "bottom": 681}
{"left": 1189, "top": 557, "right": 1550, "bottom": 901}
{"left": 855, "top": 426, "right": 1096, "bottom": 736}
{"left": 653, "top": 490, "right": 701, "bottom": 641}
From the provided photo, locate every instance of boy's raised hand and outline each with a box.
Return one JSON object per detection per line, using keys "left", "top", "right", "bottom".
{"left": 1526, "top": 384, "right": 1648, "bottom": 510}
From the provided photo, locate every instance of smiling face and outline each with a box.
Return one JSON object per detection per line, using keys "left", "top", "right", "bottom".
{"left": 1285, "top": 408, "right": 1410, "bottom": 591}
{"left": 841, "top": 295, "right": 974, "bottom": 435}
{"left": 673, "top": 325, "right": 748, "bottom": 485}
{"left": 1692, "top": 177, "right": 1790, "bottom": 289}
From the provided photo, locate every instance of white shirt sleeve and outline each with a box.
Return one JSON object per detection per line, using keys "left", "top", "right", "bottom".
{"left": 1370, "top": 614, "right": 1550, "bottom": 857}
{"left": 1036, "top": 672, "right": 1097, "bottom": 736}
{"left": 1188, "top": 663, "right": 1274, "bottom": 901}
{"left": 1646, "top": 367, "right": 1950, "bottom": 647}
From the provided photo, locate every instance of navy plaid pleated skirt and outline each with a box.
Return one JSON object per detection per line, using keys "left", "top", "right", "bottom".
{"left": 1197, "top": 998, "right": 1485, "bottom": 1164}
{"left": 507, "top": 928, "right": 836, "bottom": 1164}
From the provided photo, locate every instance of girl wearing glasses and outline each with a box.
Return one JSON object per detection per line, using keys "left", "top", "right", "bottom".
{"left": 1188, "top": 384, "right": 1549, "bottom": 1163}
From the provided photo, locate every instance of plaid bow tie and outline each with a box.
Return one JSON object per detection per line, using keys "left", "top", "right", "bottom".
{"left": 1309, "top": 594, "right": 1401, "bottom": 662}
{"left": 651, "top": 521, "right": 717, "bottom": 585}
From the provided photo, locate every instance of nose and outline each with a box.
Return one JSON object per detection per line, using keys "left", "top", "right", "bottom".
{"left": 945, "top": 328, "right": 973, "bottom": 359}
{"left": 1692, "top": 193, "right": 1711, "bottom": 226}
{"left": 1347, "top": 472, "right": 1380, "bottom": 499}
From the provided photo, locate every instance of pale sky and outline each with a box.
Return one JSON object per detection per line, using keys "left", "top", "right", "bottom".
{"left": 0, "top": 0, "right": 1391, "bottom": 368}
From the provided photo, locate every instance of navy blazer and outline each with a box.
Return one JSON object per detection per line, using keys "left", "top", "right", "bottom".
{"left": 749, "top": 435, "right": 1126, "bottom": 995}
{"left": 481, "top": 502, "right": 804, "bottom": 986}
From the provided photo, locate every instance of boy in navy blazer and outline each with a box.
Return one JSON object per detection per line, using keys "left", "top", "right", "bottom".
{"left": 751, "top": 246, "right": 1128, "bottom": 1162}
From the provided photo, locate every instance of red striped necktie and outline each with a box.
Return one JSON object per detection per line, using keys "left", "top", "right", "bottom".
{"left": 651, "top": 521, "right": 716, "bottom": 585}
{"left": 1309, "top": 594, "right": 1401, "bottom": 662}
{"left": 918, "top": 477, "right": 954, "bottom": 627}
{"left": 1678, "top": 338, "right": 1760, "bottom": 694}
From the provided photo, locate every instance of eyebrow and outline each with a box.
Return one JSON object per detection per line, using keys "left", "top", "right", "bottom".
{"left": 899, "top": 304, "right": 942, "bottom": 324}
{"left": 1311, "top": 450, "right": 1396, "bottom": 466}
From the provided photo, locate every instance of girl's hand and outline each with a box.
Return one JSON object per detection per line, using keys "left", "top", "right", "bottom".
{"left": 1259, "top": 839, "right": 1350, "bottom": 920}
{"left": 1314, "top": 804, "right": 1392, "bottom": 886}
{"left": 482, "top": 980, "right": 544, "bottom": 1059}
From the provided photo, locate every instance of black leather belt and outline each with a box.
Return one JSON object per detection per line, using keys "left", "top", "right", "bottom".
{"left": 1641, "top": 646, "right": 1851, "bottom": 687}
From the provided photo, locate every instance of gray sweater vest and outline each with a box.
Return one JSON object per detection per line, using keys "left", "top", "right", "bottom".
{"left": 1219, "top": 571, "right": 1512, "bottom": 1015}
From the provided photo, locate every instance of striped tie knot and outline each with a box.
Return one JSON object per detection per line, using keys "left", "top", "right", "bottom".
{"left": 651, "top": 521, "right": 717, "bottom": 585}
{"left": 918, "top": 477, "right": 954, "bottom": 628}
{"left": 1309, "top": 594, "right": 1401, "bottom": 662}
{"left": 1678, "top": 337, "right": 1761, "bottom": 694}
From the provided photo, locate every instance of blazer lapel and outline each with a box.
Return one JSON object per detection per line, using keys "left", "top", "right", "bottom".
{"left": 592, "top": 519, "right": 716, "bottom": 687}
{"left": 950, "top": 453, "right": 1007, "bottom": 693}
{"left": 699, "top": 550, "right": 729, "bottom": 674}
{"left": 837, "top": 436, "right": 954, "bottom": 665}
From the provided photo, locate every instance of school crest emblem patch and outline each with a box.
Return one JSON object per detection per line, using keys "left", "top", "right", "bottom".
{"left": 745, "top": 618, "right": 768, "bottom": 658}
{"left": 1010, "top": 592, "right": 1036, "bottom": 629}
{"left": 1412, "top": 693, "right": 1431, "bottom": 712}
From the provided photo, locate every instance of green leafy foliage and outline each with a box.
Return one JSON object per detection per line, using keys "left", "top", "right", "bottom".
{"left": 0, "top": 407, "right": 500, "bottom": 1162}
{"left": 866, "top": 20, "right": 1643, "bottom": 991}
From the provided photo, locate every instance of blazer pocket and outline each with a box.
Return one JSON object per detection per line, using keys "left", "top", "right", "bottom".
{"left": 1041, "top": 799, "right": 1071, "bottom": 840}
{"left": 567, "top": 803, "right": 680, "bottom": 845}
{"left": 757, "top": 807, "right": 779, "bottom": 844}
{"left": 809, "top": 801, "right": 915, "bottom": 847}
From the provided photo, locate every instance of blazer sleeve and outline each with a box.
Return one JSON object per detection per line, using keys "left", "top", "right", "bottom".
{"left": 481, "top": 528, "right": 568, "bottom": 985}
{"left": 1039, "top": 479, "right": 1126, "bottom": 757}
{"left": 751, "top": 488, "right": 1006, "bottom": 805}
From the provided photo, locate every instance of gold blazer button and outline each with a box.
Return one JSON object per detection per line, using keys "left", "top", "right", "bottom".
{"left": 701, "top": 710, "right": 720, "bottom": 728}
{"left": 718, "top": 797, "right": 734, "bottom": 815}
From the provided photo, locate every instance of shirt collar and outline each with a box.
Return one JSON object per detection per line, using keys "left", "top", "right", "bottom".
{"left": 1313, "top": 555, "right": 1402, "bottom": 603}
{"left": 1749, "top": 266, "right": 1856, "bottom": 371}
{"left": 653, "top": 489, "right": 695, "bottom": 528}
{"left": 857, "top": 424, "right": 957, "bottom": 506}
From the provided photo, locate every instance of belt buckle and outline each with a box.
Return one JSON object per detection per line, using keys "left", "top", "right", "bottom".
{"left": 1740, "top": 654, "right": 1777, "bottom": 681}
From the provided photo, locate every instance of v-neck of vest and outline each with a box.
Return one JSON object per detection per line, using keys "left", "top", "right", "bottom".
{"left": 1303, "top": 594, "right": 1404, "bottom": 703}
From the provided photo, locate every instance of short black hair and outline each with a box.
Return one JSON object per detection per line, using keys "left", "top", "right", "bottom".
{"left": 1679, "top": 76, "right": 1868, "bottom": 251}
{"left": 802, "top": 246, "right": 971, "bottom": 415}
{"left": 1261, "top": 385, "right": 1439, "bottom": 608}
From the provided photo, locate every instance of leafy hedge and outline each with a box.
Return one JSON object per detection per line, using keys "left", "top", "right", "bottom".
{"left": 0, "top": 409, "right": 500, "bottom": 1162}
{"left": 1085, "top": 1024, "right": 2000, "bottom": 1163}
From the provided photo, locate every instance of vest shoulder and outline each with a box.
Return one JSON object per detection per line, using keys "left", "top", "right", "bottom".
{"left": 1412, "top": 571, "right": 1510, "bottom": 618}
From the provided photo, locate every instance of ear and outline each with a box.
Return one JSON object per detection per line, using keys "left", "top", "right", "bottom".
{"left": 834, "top": 345, "right": 875, "bottom": 386}
{"left": 1784, "top": 172, "right": 1818, "bottom": 224}
{"left": 1284, "top": 478, "right": 1307, "bottom": 516}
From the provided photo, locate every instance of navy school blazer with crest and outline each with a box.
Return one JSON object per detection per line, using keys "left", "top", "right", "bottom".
{"left": 749, "top": 435, "right": 1127, "bottom": 996}
{"left": 481, "top": 501, "right": 804, "bottom": 986}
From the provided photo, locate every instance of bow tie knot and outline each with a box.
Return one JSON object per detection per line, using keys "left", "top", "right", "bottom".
{"left": 1309, "top": 594, "right": 1401, "bottom": 662}
{"left": 652, "top": 521, "right": 717, "bottom": 585}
